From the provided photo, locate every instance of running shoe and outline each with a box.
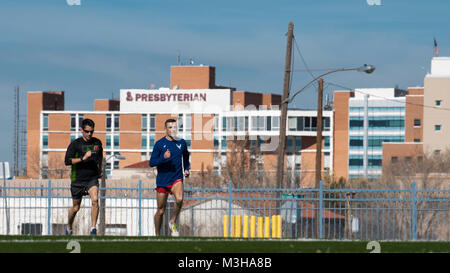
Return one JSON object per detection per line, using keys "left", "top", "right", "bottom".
{"left": 65, "top": 226, "right": 73, "bottom": 236}
{"left": 90, "top": 227, "right": 97, "bottom": 236}
{"left": 169, "top": 221, "right": 179, "bottom": 237}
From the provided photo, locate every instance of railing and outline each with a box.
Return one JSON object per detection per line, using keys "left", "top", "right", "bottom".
{"left": 1, "top": 179, "right": 449, "bottom": 240}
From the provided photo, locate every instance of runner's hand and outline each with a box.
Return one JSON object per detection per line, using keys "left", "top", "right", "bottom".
{"left": 83, "top": 150, "right": 92, "bottom": 161}
{"left": 164, "top": 149, "right": 171, "bottom": 159}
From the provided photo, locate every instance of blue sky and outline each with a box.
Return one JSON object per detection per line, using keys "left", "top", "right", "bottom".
{"left": 1, "top": 0, "right": 449, "bottom": 169}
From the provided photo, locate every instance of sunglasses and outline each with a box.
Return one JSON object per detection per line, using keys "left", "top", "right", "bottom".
{"left": 83, "top": 129, "right": 94, "bottom": 134}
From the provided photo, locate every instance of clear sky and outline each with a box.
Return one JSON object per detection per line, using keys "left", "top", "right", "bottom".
{"left": 0, "top": 0, "right": 449, "bottom": 168}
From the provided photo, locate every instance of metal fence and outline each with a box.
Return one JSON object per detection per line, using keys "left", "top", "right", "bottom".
{"left": 1, "top": 179, "right": 449, "bottom": 240}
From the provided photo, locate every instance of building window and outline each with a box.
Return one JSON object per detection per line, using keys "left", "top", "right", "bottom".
{"left": 149, "top": 135, "right": 155, "bottom": 149}
{"left": 414, "top": 119, "right": 421, "bottom": 127}
{"left": 214, "top": 136, "right": 219, "bottom": 149}
{"left": 186, "top": 114, "right": 192, "bottom": 132}
{"left": 142, "top": 114, "right": 147, "bottom": 132}
{"left": 237, "top": 117, "right": 246, "bottom": 131}
{"left": 43, "top": 114, "right": 49, "bottom": 131}
{"left": 141, "top": 135, "right": 147, "bottom": 149}
{"left": 114, "top": 114, "right": 120, "bottom": 131}
{"left": 323, "top": 117, "right": 330, "bottom": 131}
{"left": 414, "top": 139, "right": 420, "bottom": 143}
{"left": 141, "top": 152, "right": 148, "bottom": 161}
{"left": 43, "top": 134, "right": 48, "bottom": 149}
{"left": 106, "top": 135, "right": 111, "bottom": 149}
{"left": 435, "top": 125, "right": 442, "bottom": 131}
{"left": 266, "top": 116, "right": 271, "bottom": 131}
{"left": 70, "top": 134, "right": 76, "bottom": 142}
{"left": 288, "top": 117, "right": 297, "bottom": 131}
{"left": 42, "top": 151, "right": 48, "bottom": 168}
{"left": 287, "top": 136, "right": 293, "bottom": 150}
{"left": 434, "top": 150, "right": 441, "bottom": 156}
{"left": 257, "top": 116, "right": 265, "bottom": 131}
{"left": 324, "top": 136, "right": 330, "bottom": 149}
{"left": 391, "top": 157, "right": 398, "bottom": 164}
{"left": 114, "top": 135, "right": 120, "bottom": 149}
{"left": 435, "top": 100, "right": 442, "bottom": 107}
{"left": 178, "top": 114, "right": 183, "bottom": 132}
{"left": 272, "top": 116, "right": 280, "bottom": 131}
{"left": 186, "top": 134, "right": 191, "bottom": 149}
{"left": 221, "top": 136, "right": 227, "bottom": 150}
{"left": 405, "top": 157, "right": 412, "bottom": 163}
{"left": 106, "top": 114, "right": 112, "bottom": 132}
{"left": 296, "top": 137, "right": 302, "bottom": 151}
{"left": 149, "top": 114, "right": 155, "bottom": 132}
{"left": 78, "top": 114, "right": 84, "bottom": 129}
{"left": 70, "top": 114, "right": 76, "bottom": 131}
{"left": 213, "top": 114, "right": 219, "bottom": 132}
{"left": 222, "top": 117, "right": 227, "bottom": 131}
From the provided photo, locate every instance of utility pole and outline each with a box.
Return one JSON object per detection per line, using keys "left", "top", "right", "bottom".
{"left": 315, "top": 78, "right": 323, "bottom": 188}
{"left": 314, "top": 78, "right": 324, "bottom": 239}
{"left": 276, "top": 22, "right": 294, "bottom": 200}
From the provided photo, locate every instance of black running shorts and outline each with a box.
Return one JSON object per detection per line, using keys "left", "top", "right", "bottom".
{"left": 71, "top": 179, "right": 99, "bottom": 199}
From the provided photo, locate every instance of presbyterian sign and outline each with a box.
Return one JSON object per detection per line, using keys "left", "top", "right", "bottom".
{"left": 120, "top": 88, "right": 231, "bottom": 113}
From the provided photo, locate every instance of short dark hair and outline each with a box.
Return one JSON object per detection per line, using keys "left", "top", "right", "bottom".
{"left": 81, "top": 118, "right": 95, "bottom": 129}
{"left": 165, "top": 119, "right": 177, "bottom": 128}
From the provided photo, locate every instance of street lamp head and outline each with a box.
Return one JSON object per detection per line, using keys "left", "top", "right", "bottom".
{"left": 115, "top": 154, "right": 126, "bottom": 160}
{"left": 358, "top": 64, "right": 376, "bottom": 74}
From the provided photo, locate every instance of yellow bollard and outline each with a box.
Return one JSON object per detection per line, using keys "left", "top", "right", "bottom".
{"left": 250, "top": 216, "right": 256, "bottom": 238}
{"left": 271, "top": 215, "right": 276, "bottom": 238}
{"left": 257, "top": 217, "right": 263, "bottom": 238}
{"left": 243, "top": 216, "right": 249, "bottom": 238}
{"left": 223, "top": 215, "right": 229, "bottom": 237}
{"left": 264, "top": 217, "right": 270, "bottom": 238}
{"left": 235, "top": 215, "right": 241, "bottom": 238}
{"left": 276, "top": 215, "right": 282, "bottom": 238}
{"left": 231, "top": 216, "right": 235, "bottom": 237}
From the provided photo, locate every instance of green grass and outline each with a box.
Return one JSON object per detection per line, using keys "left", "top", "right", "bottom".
{"left": 0, "top": 236, "right": 449, "bottom": 253}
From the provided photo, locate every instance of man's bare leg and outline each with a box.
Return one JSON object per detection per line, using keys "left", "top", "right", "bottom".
{"left": 170, "top": 182, "right": 184, "bottom": 224}
{"left": 154, "top": 192, "right": 168, "bottom": 236}
{"left": 68, "top": 199, "right": 82, "bottom": 231}
{"left": 88, "top": 186, "right": 99, "bottom": 229}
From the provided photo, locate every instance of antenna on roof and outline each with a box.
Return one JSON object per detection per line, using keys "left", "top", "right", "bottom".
{"left": 177, "top": 51, "right": 181, "bottom": 65}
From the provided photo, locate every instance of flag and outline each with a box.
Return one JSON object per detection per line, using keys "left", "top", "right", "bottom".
{"left": 434, "top": 37, "right": 439, "bottom": 57}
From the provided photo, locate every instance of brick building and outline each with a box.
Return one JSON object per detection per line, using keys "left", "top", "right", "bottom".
{"left": 27, "top": 65, "right": 333, "bottom": 188}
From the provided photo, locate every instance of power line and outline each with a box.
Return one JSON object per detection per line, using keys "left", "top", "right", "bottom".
{"left": 325, "top": 81, "right": 450, "bottom": 112}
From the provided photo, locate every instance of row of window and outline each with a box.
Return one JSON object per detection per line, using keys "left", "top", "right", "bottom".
{"left": 43, "top": 113, "right": 332, "bottom": 133}
{"left": 349, "top": 116, "right": 405, "bottom": 129}
{"left": 42, "top": 134, "right": 328, "bottom": 152}
{"left": 288, "top": 116, "right": 331, "bottom": 132}
{"left": 349, "top": 136, "right": 405, "bottom": 149}
{"left": 349, "top": 107, "right": 405, "bottom": 112}
{"left": 348, "top": 155, "right": 382, "bottom": 169}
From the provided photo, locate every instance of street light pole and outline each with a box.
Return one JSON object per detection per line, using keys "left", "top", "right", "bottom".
{"left": 280, "top": 64, "right": 375, "bottom": 239}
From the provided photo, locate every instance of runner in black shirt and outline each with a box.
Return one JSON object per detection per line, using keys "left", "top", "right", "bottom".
{"left": 64, "top": 118, "right": 103, "bottom": 236}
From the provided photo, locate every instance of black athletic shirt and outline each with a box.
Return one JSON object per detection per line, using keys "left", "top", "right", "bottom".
{"left": 64, "top": 137, "right": 103, "bottom": 183}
